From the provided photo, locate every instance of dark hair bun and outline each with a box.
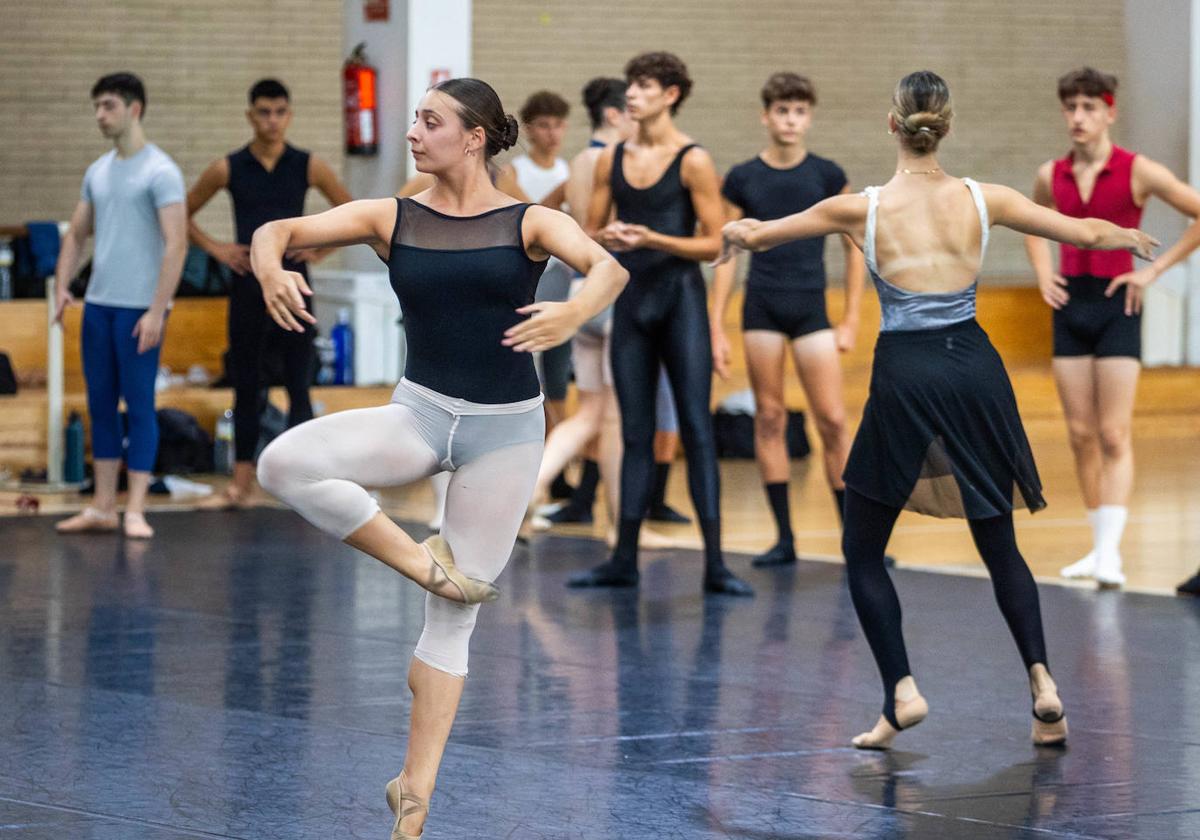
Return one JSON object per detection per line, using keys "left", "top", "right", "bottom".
{"left": 583, "top": 78, "right": 608, "bottom": 110}
{"left": 497, "top": 114, "right": 519, "bottom": 153}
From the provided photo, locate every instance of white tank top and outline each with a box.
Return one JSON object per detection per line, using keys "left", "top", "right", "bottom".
{"left": 511, "top": 155, "right": 569, "bottom": 203}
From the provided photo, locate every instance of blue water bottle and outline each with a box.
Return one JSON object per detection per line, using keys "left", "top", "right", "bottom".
{"left": 64, "top": 411, "right": 85, "bottom": 483}
{"left": 331, "top": 308, "right": 355, "bottom": 386}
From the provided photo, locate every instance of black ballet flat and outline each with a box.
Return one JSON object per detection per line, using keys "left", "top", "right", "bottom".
{"left": 549, "top": 472, "right": 575, "bottom": 501}
{"left": 646, "top": 503, "right": 692, "bottom": 525}
{"left": 704, "top": 570, "right": 755, "bottom": 597}
{"left": 567, "top": 563, "right": 639, "bottom": 589}
{"left": 751, "top": 542, "right": 797, "bottom": 568}
{"left": 546, "top": 505, "right": 593, "bottom": 525}
{"left": 1176, "top": 571, "right": 1200, "bottom": 597}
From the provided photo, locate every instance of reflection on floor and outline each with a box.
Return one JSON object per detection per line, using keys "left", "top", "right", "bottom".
{"left": 3, "top": 510, "right": 1199, "bottom": 838}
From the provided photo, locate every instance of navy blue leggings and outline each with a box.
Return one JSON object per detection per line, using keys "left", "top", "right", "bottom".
{"left": 82, "top": 303, "right": 162, "bottom": 472}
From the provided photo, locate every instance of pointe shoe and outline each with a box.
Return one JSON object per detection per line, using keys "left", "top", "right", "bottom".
{"left": 56, "top": 507, "right": 119, "bottom": 534}
{"left": 419, "top": 534, "right": 499, "bottom": 604}
{"left": 852, "top": 684, "right": 929, "bottom": 750}
{"left": 1030, "top": 667, "right": 1068, "bottom": 746}
{"left": 1061, "top": 552, "right": 1097, "bottom": 579}
{"left": 385, "top": 771, "right": 429, "bottom": 839}
{"left": 1094, "top": 552, "right": 1126, "bottom": 590}
{"left": 123, "top": 512, "right": 154, "bottom": 540}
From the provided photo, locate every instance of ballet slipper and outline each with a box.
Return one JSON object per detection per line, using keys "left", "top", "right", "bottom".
{"left": 1029, "top": 664, "right": 1068, "bottom": 746}
{"left": 123, "top": 512, "right": 155, "bottom": 540}
{"left": 385, "top": 770, "right": 428, "bottom": 839}
{"left": 419, "top": 534, "right": 499, "bottom": 604}
{"left": 852, "top": 677, "right": 928, "bottom": 750}
{"left": 56, "top": 507, "right": 119, "bottom": 533}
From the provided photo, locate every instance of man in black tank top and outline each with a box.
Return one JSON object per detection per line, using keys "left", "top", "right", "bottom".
{"left": 568, "top": 52, "right": 753, "bottom": 597}
{"left": 711, "top": 72, "right": 866, "bottom": 568}
{"left": 186, "top": 78, "right": 352, "bottom": 508}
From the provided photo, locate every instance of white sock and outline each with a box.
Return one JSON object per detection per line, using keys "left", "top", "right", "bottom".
{"left": 1085, "top": 508, "right": 1101, "bottom": 554}
{"left": 1095, "top": 505, "right": 1128, "bottom": 558}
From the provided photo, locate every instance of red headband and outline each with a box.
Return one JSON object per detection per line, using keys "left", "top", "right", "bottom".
{"left": 1101, "top": 92, "right": 1115, "bottom": 107}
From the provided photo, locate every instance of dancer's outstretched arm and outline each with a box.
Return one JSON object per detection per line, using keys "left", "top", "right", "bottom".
{"left": 504, "top": 206, "right": 628, "bottom": 353}
{"left": 716, "top": 192, "right": 867, "bottom": 263}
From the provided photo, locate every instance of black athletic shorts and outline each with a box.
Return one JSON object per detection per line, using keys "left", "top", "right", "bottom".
{"left": 742, "top": 287, "right": 831, "bottom": 339}
{"left": 1052, "top": 275, "right": 1141, "bottom": 359}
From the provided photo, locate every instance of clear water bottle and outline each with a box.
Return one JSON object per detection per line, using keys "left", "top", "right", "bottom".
{"left": 0, "top": 238, "right": 13, "bottom": 301}
{"left": 214, "top": 409, "right": 234, "bottom": 474}
{"left": 314, "top": 336, "right": 336, "bottom": 385}
{"left": 331, "top": 307, "right": 355, "bottom": 385}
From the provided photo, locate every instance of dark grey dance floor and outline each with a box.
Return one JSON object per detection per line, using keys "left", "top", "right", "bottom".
{"left": 2, "top": 508, "right": 1199, "bottom": 839}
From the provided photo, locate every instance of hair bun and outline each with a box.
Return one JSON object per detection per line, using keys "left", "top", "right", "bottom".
{"left": 500, "top": 114, "right": 519, "bottom": 152}
{"left": 902, "top": 110, "right": 949, "bottom": 137}
{"left": 583, "top": 78, "right": 607, "bottom": 110}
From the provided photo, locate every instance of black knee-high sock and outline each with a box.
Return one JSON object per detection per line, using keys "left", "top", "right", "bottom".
{"left": 611, "top": 518, "right": 642, "bottom": 573}
{"left": 834, "top": 488, "right": 846, "bottom": 525}
{"left": 568, "top": 459, "right": 600, "bottom": 511}
{"left": 650, "top": 462, "right": 671, "bottom": 509}
{"left": 699, "top": 517, "right": 726, "bottom": 576}
{"left": 765, "top": 482, "right": 793, "bottom": 546}
{"left": 967, "top": 514, "right": 1048, "bottom": 670}
{"left": 842, "top": 488, "right": 908, "bottom": 728}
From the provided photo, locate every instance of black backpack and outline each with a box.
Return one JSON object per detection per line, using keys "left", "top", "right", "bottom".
{"left": 154, "top": 408, "right": 214, "bottom": 474}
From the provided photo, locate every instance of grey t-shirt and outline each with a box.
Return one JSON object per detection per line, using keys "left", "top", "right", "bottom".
{"left": 81, "top": 143, "right": 185, "bottom": 308}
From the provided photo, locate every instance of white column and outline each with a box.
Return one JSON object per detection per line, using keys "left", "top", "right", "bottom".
{"left": 1125, "top": 0, "right": 1191, "bottom": 365}
{"left": 1189, "top": 0, "right": 1200, "bottom": 363}
{"left": 45, "top": 277, "right": 63, "bottom": 484}
{"left": 341, "top": 0, "right": 471, "bottom": 270}
{"left": 405, "top": 0, "right": 472, "bottom": 181}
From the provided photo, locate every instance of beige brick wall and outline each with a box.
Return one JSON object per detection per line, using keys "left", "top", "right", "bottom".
{"left": 0, "top": 0, "right": 344, "bottom": 245}
{"left": 475, "top": 0, "right": 1128, "bottom": 280}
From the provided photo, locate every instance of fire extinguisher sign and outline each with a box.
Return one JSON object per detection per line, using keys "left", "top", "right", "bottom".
{"left": 364, "top": 0, "right": 388, "bottom": 22}
{"left": 430, "top": 68, "right": 451, "bottom": 87}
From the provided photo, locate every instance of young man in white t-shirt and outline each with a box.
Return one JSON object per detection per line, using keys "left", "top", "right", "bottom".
{"left": 53, "top": 72, "right": 188, "bottom": 539}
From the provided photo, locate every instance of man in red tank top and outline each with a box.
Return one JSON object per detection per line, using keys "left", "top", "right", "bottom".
{"left": 1025, "top": 67, "right": 1200, "bottom": 590}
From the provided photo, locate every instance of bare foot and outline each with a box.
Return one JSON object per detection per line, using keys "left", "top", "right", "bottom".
{"left": 123, "top": 512, "right": 155, "bottom": 540}
{"left": 852, "top": 676, "right": 929, "bottom": 749}
{"left": 56, "top": 507, "right": 119, "bottom": 534}
{"left": 195, "top": 485, "right": 253, "bottom": 511}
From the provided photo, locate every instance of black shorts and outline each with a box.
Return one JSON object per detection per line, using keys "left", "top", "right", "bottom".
{"left": 1052, "top": 275, "right": 1141, "bottom": 359}
{"left": 742, "top": 287, "right": 830, "bottom": 339}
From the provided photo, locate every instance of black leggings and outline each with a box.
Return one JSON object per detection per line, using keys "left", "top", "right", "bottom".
{"left": 229, "top": 273, "right": 315, "bottom": 462}
{"left": 610, "top": 268, "right": 723, "bottom": 570}
{"left": 842, "top": 488, "right": 1048, "bottom": 728}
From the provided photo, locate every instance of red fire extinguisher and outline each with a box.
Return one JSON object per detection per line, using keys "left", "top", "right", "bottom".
{"left": 344, "top": 42, "right": 378, "bottom": 156}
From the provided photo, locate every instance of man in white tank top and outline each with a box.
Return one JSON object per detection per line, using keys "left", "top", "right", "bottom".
{"left": 504, "top": 90, "right": 570, "bottom": 202}
{"left": 504, "top": 91, "right": 575, "bottom": 495}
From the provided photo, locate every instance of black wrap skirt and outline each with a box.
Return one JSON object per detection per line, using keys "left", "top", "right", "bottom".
{"left": 843, "top": 318, "right": 1045, "bottom": 519}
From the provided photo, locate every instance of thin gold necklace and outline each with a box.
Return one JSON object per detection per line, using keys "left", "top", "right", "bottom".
{"left": 897, "top": 166, "right": 942, "bottom": 175}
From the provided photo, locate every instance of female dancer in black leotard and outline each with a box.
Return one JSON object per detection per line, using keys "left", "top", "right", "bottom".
{"left": 249, "top": 78, "right": 627, "bottom": 839}
{"left": 568, "top": 51, "right": 753, "bottom": 597}
{"left": 721, "top": 71, "right": 1155, "bottom": 749}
